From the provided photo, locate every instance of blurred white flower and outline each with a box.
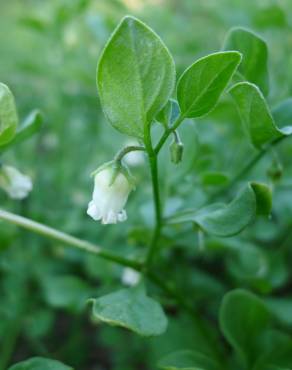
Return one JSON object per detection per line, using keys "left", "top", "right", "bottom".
{"left": 121, "top": 267, "right": 140, "bottom": 286}
{"left": 0, "top": 165, "right": 33, "bottom": 199}
{"left": 87, "top": 163, "right": 134, "bottom": 224}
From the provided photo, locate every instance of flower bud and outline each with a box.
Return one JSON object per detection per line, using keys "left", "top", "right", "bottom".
{"left": 87, "top": 162, "right": 135, "bottom": 224}
{"left": 169, "top": 138, "right": 184, "bottom": 164}
{"left": 121, "top": 267, "right": 140, "bottom": 286}
{"left": 0, "top": 165, "right": 33, "bottom": 199}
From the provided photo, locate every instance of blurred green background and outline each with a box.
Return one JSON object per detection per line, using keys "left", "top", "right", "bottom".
{"left": 1, "top": 0, "right": 292, "bottom": 369}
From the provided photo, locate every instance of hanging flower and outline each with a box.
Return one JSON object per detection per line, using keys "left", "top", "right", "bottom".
{"left": 0, "top": 165, "right": 33, "bottom": 199}
{"left": 87, "top": 161, "right": 135, "bottom": 224}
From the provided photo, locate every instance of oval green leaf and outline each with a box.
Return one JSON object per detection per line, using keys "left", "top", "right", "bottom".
{"left": 0, "top": 109, "right": 43, "bottom": 153}
{"left": 158, "top": 350, "right": 219, "bottom": 370}
{"left": 8, "top": 357, "right": 73, "bottom": 370}
{"left": 167, "top": 182, "right": 272, "bottom": 237}
{"left": 177, "top": 51, "right": 241, "bottom": 119}
{"left": 219, "top": 289, "right": 270, "bottom": 366}
{"left": 97, "top": 16, "right": 175, "bottom": 139}
{"left": 0, "top": 83, "right": 18, "bottom": 146}
{"left": 224, "top": 27, "right": 269, "bottom": 96}
{"left": 230, "top": 82, "right": 292, "bottom": 149}
{"left": 89, "top": 286, "right": 168, "bottom": 337}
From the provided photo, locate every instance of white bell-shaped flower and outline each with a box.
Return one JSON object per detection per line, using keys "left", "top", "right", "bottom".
{"left": 87, "top": 162, "right": 134, "bottom": 224}
{"left": 0, "top": 165, "right": 33, "bottom": 199}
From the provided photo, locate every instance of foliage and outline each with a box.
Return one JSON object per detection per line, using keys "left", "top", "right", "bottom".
{"left": 1, "top": 1, "right": 292, "bottom": 370}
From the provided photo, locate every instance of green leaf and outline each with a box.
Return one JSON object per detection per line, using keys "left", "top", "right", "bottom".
{"left": 156, "top": 99, "right": 180, "bottom": 128}
{"left": 265, "top": 297, "right": 292, "bottom": 326}
{"left": 0, "top": 83, "right": 18, "bottom": 146}
{"left": 230, "top": 82, "right": 292, "bottom": 149}
{"left": 89, "top": 286, "right": 168, "bottom": 337}
{"left": 201, "top": 172, "right": 229, "bottom": 187}
{"left": 177, "top": 51, "right": 241, "bottom": 118}
{"left": 167, "top": 182, "right": 272, "bottom": 237}
{"left": 158, "top": 350, "right": 219, "bottom": 370}
{"left": 8, "top": 357, "right": 73, "bottom": 370}
{"left": 272, "top": 98, "right": 292, "bottom": 128}
{"left": 97, "top": 16, "right": 175, "bottom": 139}
{"left": 41, "top": 275, "right": 92, "bottom": 312}
{"left": 219, "top": 289, "right": 270, "bottom": 366}
{"left": 0, "top": 110, "right": 43, "bottom": 152}
{"left": 254, "top": 330, "right": 292, "bottom": 370}
{"left": 224, "top": 27, "right": 269, "bottom": 95}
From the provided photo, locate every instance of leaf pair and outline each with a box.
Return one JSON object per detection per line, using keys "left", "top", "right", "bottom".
{"left": 167, "top": 182, "right": 272, "bottom": 237}
{"left": 97, "top": 16, "right": 242, "bottom": 140}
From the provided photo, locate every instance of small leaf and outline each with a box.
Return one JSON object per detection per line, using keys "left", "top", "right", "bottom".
{"left": 219, "top": 289, "right": 270, "bottom": 366}
{"left": 230, "top": 82, "right": 292, "bottom": 149}
{"left": 0, "top": 110, "right": 43, "bottom": 152}
{"left": 156, "top": 99, "right": 180, "bottom": 128}
{"left": 177, "top": 51, "right": 241, "bottom": 119}
{"left": 97, "top": 16, "right": 175, "bottom": 139}
{"left": 0, "top": 83, "right": 18, "bottom": 146}
{"left": 89, "top": 286, "right": 168, "bottom": 337}
{"left": 8, "top": 357, "right": 73, "bottom": 370}
{"left": 201, "top": 172, "right": 229, "bottom": 187}
{"left": 224, "top": 27, "right": 269, "bottom": 95}
{"left": 251, "top": 182, "right": 272, "bottom": 215}
{"left": 158, "top": 350, "right": 219, "bottom": 370}
{"left": 167, "top": 182, "right": 272, "bottom": 237}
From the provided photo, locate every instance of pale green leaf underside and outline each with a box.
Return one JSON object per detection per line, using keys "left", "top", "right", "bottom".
{"left": 0, "top": 82, "right": 18, "bottom": 146}
{"left": 90, "top": 286, "right": 168, "bottom": 337}
{"left": 230, "top": 82, "right": 292, "bottom": 149}
{"left": 97, "top": 16, "right": 175, "bottom": 138}
{"left": 219, "top": 289, "right": 270, "bottom": 365}
{"left": 8, "top": 357, "right": 73, "bottom": 370}
{"left": 158, "top": 350, "right": 219, "bottom": 370}
{"left": 177, "top": 51, "right": 242, "bottom": 118}
{"left": 224, "top": 27, "right": 269, "bottom": 96}
{"left": 167, "top": 182, "right": 271, "bottom": 237}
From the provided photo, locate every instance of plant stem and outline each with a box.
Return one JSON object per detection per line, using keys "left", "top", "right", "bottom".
{"left": 0, "top": 209, "right": 142, "bottom": 271}
{"left": 155, "top": 115, "right": 185, "bottom": 154}
{"left": 0, "top": 208, "right": 197, "bottom": 318}
{"left": 145, "top": 153, "right": 162, "bottom": 267}
{"left": 207, "top": 135, "right": 286, "bottom": 203}
{"left": 114, "top": 145, "right": 145, "bottom": 162}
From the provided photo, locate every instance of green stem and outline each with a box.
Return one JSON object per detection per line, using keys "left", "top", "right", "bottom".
{"left": 145, "top": 154, "right": 162, "bottom": 267}
{"left": 0, "top": 209, "right": 142, "bottom": 271}
{"left": 0, "top": 208, "right": 197, "bottom": 319}
{"left": 114, "top": 145, "right": 145, "bottom": 162}
{"left": 155, "top": 115, "right": 185, "bottom": 154}
{"left": 207, "top": 135, "right": 286, "bottom": 203}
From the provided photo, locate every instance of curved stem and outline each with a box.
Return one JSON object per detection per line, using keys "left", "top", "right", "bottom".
{"left": 155, "top": 115, "right": 185, "bottom": 154}
{"left": 0, "top": 208, "right": 198, "bottom": 319}
{"left": 114, "top": 145, "right": 145, "bottom": 162}
{"left": 0, "top": 209, "right": 142, "bottom": 271}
